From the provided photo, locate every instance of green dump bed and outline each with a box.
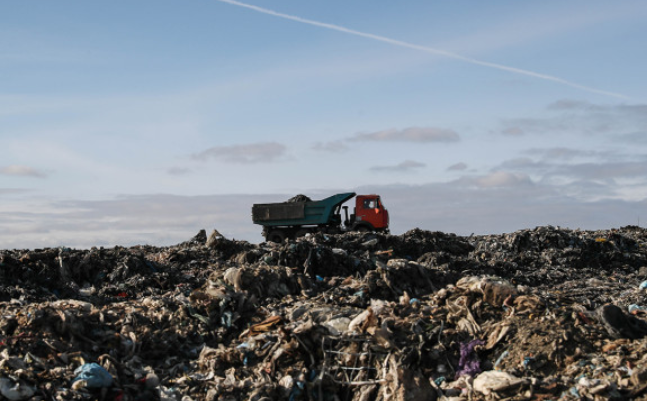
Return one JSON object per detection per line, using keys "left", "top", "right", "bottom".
{"left": 252, "top": 192, "right": 356, "bottom": 227}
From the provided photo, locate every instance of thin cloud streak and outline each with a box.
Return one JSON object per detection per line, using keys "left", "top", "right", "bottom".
{"left": 312, "top": 140, "right": 349, "bottom": 153}
{"left": 192, "top": 142, "right": 286, "bottom": 164}
{"left": 0, "top": 165, "right": 47, "bottom": 178}
{"left": 0, "top": 189, "right": 30, "bottom": 195}
{"left": 370, "top": 160, "right": 426, "bottom": 173}
{"left": 350, "top": 127, "right": 460, "bottom": 143}
{"left": 216, "top": 0, "right": 631, "bottom": 100}
{"left": 500, "top": 99, "right": 647, "bottom": 136}
{"left": 457, "top": 171, "right": 534, "bottom": 188}
{"left": 447, "top": 162, "right": 468, "bottom": 171}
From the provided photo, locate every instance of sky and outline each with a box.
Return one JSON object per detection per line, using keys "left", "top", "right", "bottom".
{"left": 1, "top": 0, "right": 646, "bottom": 249}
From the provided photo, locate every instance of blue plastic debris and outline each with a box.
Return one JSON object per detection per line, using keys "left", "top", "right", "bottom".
{"left": 523, "top": 356, "right": 535, "bottom": 369}
{"left": 72, "top": 363, "right": 113, "bottom": 388}
{"left": 289, "top": 381, "right": 304, "bottom": 401}
{"left": 221, "top": 311, "right": 233, "bottom": 327}
{"left": 494, "top": 350, "right": 509, "bottom": 370}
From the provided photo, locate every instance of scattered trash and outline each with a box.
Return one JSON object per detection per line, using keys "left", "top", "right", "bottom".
{"left": 0, "top": 378, "right": 35, "bottom": 401}
{"left": 72, "top": 362, "right": 114, "bottom": 389}
{"left": 1, "top": 225, "right": 647, "bottom": 400}
{"left": 473, "top": 370, "right": 531, "bottom": 397}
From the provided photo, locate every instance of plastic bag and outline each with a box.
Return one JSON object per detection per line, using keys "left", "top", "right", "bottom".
{"left": 72, "top": 363, "right": 113, "bottom": 388}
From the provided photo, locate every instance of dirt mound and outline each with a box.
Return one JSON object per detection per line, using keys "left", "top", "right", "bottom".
{"left": 1, "top": 225, "right": 647, "bottom": 400}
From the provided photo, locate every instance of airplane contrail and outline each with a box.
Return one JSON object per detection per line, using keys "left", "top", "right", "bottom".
{"left": 216, "top": 0, "right": 630, "bottom": 100}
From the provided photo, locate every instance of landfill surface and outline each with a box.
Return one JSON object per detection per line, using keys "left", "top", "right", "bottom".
{"left": 2, "top": 225, "right": 647, "bottom": 400}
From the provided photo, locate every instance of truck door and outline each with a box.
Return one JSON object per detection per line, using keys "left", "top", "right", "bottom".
{"left": 355, "top": 195, "right": 388, "bottom": 230}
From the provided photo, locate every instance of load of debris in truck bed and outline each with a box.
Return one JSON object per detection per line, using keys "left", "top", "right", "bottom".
{"left": 1, "top": 225, "right": 647, "bottom": 400}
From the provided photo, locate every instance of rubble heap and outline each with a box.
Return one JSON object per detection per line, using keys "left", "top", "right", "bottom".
{"left": 1, "top": 225, "right": 647, "bottom": 400}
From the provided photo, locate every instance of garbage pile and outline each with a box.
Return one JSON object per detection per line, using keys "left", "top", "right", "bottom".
{"left": 1, "top": 225, "right": 647, "bottom": 400}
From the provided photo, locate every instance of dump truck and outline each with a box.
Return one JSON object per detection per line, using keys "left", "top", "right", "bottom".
{"left": 252, "top": 192, "right": 389, "bottom": 242}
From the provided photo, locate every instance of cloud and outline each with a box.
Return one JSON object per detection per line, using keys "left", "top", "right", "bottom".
{"left": 498, "top": 147, "right": 647, "bottom": 181}
{"left": 499, "top": 158, "right": 543, "bottom": 169}
{"left": 321, "top": 127, "right": 460, "bottom": 153}
{"left": 191, "top": 142, "right": 286, "bottom": 164}
{"left": 0, "top": 194, "right": 272, "bottom": 249}
{"left": 215, "top": 0, "right": 630, "bottom": 100}
{"left": 499, "top": 117, "right": 568, "bottom": 136}
{"left": 476, "top": 171, "right": 533, "bottom": 188}
{"left": 501, "top": 127, "right": 525, "bottom": 136}
{"left": 618, "top": 132, "right": 647, "bottom": 143}
{"left": 447, "top": 162, "right": 468, "bottom": 171}
{"left": 546, "top": 99, "right": 598, "bottom": 111}
{"left": 350, "top": 127, "right": 460, "bottom": 143}
{"left": 0, "top": 188, "right": 30, "bottom": 195}
{"left": 500, "top": 99, "right": 647, "bottom": 137}
{"left": 370, "top": 160, "right": 426, "bottom": 173}
{"left": 522, "top": 147, "right": 599, "bottom": 161}
{"left": 457, "top": 171, "right": 533, "bottom": 188}
{"left": 547, "top": 100, "right": 647, "bottom": 115}
{"left": 0, "top": 165, "right": 47, "bottom": 178}
{"left": 1, "top": 180, "right": 645, "bottom": 249}
{"left": 490, "top": 148, "right": 647, "bottom": 202}
{"left": 369, "top": 182, "right": 645, "bottom": 237}
{"left": 312, "top": 140, "right": 348, "bottom": 153}
{"left": 167, "top": 167, "right": 192, "bottom": 175}
{"left": 546, "top": 101, "right": 647, "bottom": 125}
{"left": 554, "top": 161, "right": 647, "bottom": 181}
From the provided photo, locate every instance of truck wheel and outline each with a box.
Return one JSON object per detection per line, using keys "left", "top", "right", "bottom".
{"left": 355, "top": 225, "right": 370, "bottom": 233}
{"left": 267, "top": 230, "right": 286, "bottom": 243}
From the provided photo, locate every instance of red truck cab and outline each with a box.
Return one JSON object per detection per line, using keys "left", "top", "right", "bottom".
{"left": 353, "top": 194, "right": 389, "bottom": 232}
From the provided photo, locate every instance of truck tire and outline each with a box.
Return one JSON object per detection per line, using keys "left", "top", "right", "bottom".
{"left": 267, "top": 230, "right": 286, "bottom": 243}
